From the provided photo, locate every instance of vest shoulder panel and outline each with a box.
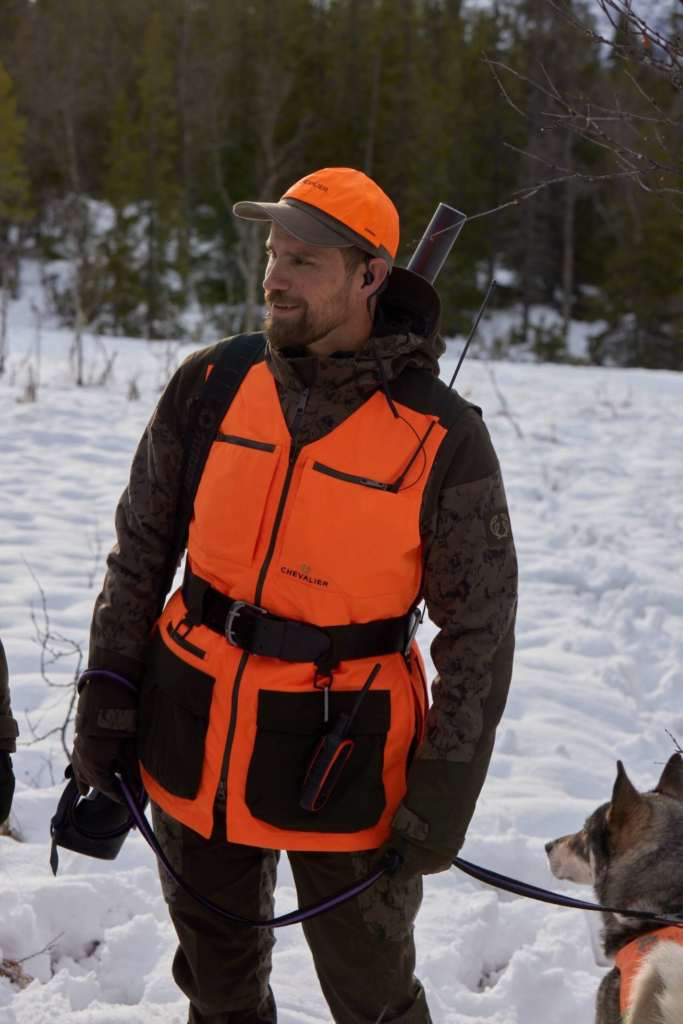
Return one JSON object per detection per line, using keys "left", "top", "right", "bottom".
{"left": 387, "top": 364, "right": 481, "bottom": 428}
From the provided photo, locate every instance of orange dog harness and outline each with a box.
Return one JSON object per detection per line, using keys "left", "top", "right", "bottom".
{"left": 615, "top": 925, "right": 683, "bottom": 1015}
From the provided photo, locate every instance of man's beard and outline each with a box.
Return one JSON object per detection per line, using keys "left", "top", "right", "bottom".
{"left": 263, "top": 282, "right": 352, "bottom": 350}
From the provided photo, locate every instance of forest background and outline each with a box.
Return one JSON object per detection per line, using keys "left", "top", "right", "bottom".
{"left": 0, "top": 0, "right": 681, "bottom": 371}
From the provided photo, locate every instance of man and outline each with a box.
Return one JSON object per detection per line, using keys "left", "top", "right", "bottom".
{"left": 72, "top": 167, "right": 517, "bottom": 1024}
{"left": 0, "top": 639, "right": 18, "bottom": 826}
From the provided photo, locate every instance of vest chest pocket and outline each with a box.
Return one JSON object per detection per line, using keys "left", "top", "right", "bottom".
{"left": 191, "top": 435, "right": 280, "bottom": 568}
{"left": 245, "top": 689, "right": 389, "bottom": 833}
{"left": 278, "top": 456, "right": 420, "bottom": 598}
{"left": 138, "top": 630, "right": 215, "bottom": 800}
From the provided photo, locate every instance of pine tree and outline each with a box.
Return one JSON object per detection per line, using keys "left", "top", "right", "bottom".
{"left": 0, "top": 58, "right": 30, "bottom": 374}
{"left": 100, "top": 91, "right": 148, "bottom": 333}
{"left": 101, "top": 13, "right": 184, "bottom": 338}
{"left": 138, "top": 11, "right": 183, "bottom": 331}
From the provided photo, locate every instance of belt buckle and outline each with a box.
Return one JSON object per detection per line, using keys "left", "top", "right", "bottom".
{"left": 225, "top": 600, "right": 267, "bottom": 647}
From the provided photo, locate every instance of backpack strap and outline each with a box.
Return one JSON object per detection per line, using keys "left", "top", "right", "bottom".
{"left": 161, "top": 333, "right": 266, "bottom": 604}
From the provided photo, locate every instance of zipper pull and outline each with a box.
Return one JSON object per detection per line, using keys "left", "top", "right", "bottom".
{"left": 295, "top": 386, "right": 310, "bottom": 417}
{"left": 216, "top": 778, "right": 227, "bottom": 804}
{"left": 290, "top": 387, "right": 311, "bottom": 462}
{"left": 291, "top": 387, "right": 310, "bottom": 438}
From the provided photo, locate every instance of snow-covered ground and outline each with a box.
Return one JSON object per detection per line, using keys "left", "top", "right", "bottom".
{"left": 1, "top": 284, "right": 683, "bottom": 1023}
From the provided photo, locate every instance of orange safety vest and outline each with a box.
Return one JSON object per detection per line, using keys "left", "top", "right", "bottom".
{"left": 138, "top": 358, "right": 453, "bottom": 850}
{"left": 615, "top": 926, "right": 683, "bottom": 1016}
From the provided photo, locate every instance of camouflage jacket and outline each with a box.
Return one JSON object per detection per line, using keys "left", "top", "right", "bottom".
{"left": 81, "top": 269, "right": 518, "bottom": 856}
{"left": 0, "top": 640, "right": 19, "bottom": 753}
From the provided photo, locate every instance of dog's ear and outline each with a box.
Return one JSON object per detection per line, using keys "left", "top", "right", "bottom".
{"left": 607, "top": 761, "right": 649, "bottom": 848}
{"left": 654, "top": 752, "right": 683, "bottom": 801}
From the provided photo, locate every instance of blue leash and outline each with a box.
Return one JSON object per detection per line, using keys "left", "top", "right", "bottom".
{"left": 77, "top": 670, "right": 683, "bottom": 930}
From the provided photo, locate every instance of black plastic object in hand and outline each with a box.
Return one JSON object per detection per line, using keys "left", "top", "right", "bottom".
{"left": 49, "top": 760, "right": 148, "bottom": 875}
{"left": 406, "top": 203, "right": 467, "bottom": 284}
{"left": 0, "top": 750, "right": 15, "bottom": 826}
{"left": 300, "top": 663, "right": 382, "bottom": 812}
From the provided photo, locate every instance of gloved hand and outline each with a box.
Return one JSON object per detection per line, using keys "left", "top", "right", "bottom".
{"left": 71, "top": 734, "right": 139, "bottom": 804}
{"left": 374, "top": 832, "right": 454, "bottom": 884}
{"left": 72, "top": 671, "right": 140, "bottom": 804}
{"left": 0, "top": 750, "right": 15, "bottom": 825}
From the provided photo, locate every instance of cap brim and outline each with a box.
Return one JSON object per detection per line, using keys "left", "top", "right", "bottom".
{"left": 233, "top": 197, "right": 394, "bottom": 268}
{"left": 233, "top": 200, "right": 355, "bottom": 248}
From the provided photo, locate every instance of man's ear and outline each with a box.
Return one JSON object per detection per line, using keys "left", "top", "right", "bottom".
{"left": 358, "top": 257, "right": 388, "bottom": 301}
{"left": 607, "top": 761, "right": 650, "bottom": 849}
{"left": 654, "top": 752, "right": 683, "bottom": 801}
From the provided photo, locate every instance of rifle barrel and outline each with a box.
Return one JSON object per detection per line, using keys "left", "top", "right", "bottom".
{"left": 406, "top": 203, "right": 467, "bottom": 283}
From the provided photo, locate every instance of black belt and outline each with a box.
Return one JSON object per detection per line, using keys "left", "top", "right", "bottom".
{"left": 181, "top": 570, "right": 420, "bottom": 674}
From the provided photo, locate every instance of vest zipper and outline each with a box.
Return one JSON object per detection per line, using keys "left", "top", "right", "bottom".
{"left": 216, "top": 649, "right": 249, "bottom": 804}
{"left": 215, "top": 434, "right": 276, "bottom": 453}
{"left": 312, "top": 461, "right": 393, "bottom": 492}
{"left": 289, "top": 384, "right": 311, "bottom": 447}
{"left": 254, "top": 383, "right": 311, "bottom": 605}
{"left": 217, "top": 381, "right": 313, "bottom": 809}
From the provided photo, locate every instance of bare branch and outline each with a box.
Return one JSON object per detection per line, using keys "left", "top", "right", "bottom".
{"left": 538, "top": 0, "right": 683, "bottom": 92}
{"left": 0, "top": 932, "right": 64, "bottom": 990}
{"left": 21, "top": 558, "right": 83, "bottom": 761}
{"left": 484, "top": 362, "right": 525, "bottom": 439}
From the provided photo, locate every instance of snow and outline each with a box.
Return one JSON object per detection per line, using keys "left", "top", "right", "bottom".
{"left": 1, "top": 283, "right": 683, "bottom": 1022}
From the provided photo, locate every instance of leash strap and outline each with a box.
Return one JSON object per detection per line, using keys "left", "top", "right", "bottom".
{"left": 115, "top": 771, "right": 397, "bottom": 929}
{"left": 75, "top": 670, "right": 398, "bottom": 928}
{"left": 77, "top": 669, "right": 141, "bottom": 695}
{"left": 76, "top": 673, "right": 683, "bottom": 930}
{"left": 452, "top": 857, "right": 683, "bottom": 929}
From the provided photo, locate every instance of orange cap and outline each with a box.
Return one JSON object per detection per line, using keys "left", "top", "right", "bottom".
{"left": 233, "top": 167, "right": 399, "bottom": 268}
{"left": 283, "top": 168, "right": 399, "bottom": 260}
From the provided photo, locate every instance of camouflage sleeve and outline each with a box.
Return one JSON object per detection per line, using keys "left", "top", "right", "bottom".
{"left": 0, "top": 640, "right": 19, "bottom": 753}
{"left": 420, "top": 464, "right": 517, "bottom": 762}
{"left": 391, "top": 411, "right": 518, "bottom": 856}
{"left": 88, "top": 344, "right": 217, "bottom": 683}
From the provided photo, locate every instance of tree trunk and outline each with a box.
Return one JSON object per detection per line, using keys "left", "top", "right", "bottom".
{"left": 0, "top": 253, "right": 8, "bottom": 376}
{"left": 73, "top": 283, "right": 85, "bottom": 387}
{"left": 364, "top": 44, "right": 382, "bottom": 178}
{"left": 239, "top": 222, "right": 262, "bottom": 333}
{"left": 561, "top": 179, "right": 576, "bottom": 344}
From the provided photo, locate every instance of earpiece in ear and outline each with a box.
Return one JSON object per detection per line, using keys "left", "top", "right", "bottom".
{"left": 363, "top": 256, "right": 374, "bottom": 287}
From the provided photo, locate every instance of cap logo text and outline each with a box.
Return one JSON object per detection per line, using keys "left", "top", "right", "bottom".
{"left": 302, "top": 178, "right": 329, "bottom": 192}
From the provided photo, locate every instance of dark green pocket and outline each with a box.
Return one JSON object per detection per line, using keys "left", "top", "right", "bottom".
{"left": 138, "top": 630, "right": 215, "bottom": 800}
{"left": 245, "top": 689, "right": 389, "bottom": 833}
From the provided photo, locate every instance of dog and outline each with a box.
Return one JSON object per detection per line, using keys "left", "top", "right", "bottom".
{"left": 546, "top": 753, "right": 683, "bottom": 1024}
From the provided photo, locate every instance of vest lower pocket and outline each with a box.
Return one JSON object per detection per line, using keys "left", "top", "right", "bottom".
{"left": 138, "top": 630, "right": 216, "bottom": 800}
{"left": 245, "top": 689, "right": 389, "bottom": 833}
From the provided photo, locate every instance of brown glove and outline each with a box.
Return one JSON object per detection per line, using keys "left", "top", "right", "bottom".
{"left": 374, "top": 833, "right": 454, "bottom": 883}
{"left": 71, "top": 734, "right": 139, "bottom": 803}
{"left": 71, "top": 673, "right": 140, "bottom": 803}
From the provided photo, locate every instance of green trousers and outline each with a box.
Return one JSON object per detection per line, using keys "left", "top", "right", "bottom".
{"left": 151, "top": 803, "right": 431, "bottom": 1024}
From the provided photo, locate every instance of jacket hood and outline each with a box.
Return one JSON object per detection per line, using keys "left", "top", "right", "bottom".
{"left": 266, "top": 266, "right": 446, "bottom": 402}
{"left": 377, "top": 266, "right": 442, "bottom": 349}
